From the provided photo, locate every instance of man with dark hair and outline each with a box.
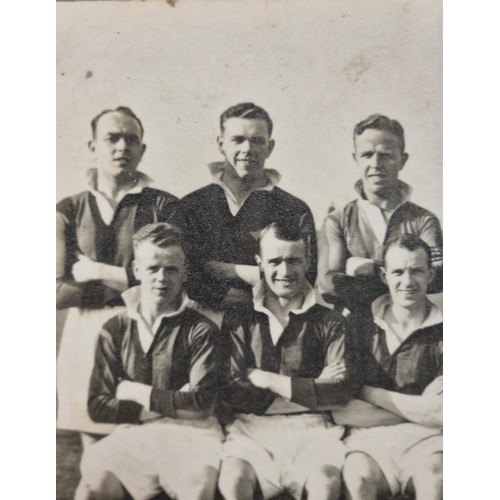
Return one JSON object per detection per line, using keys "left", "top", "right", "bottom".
{"left": 318, "top": 113, "right": 442, "bottom": 313}
{"left": 75, "top": 223, "right": 223, "bottom": 500}
{"left": 181, "top": 102, "right": 317, "bottom": 310}
{"left": 218, "top": 220, "right": 357, "bottom": 500}
{"left": 332, "top": 234, "right": 443, "bottom": 500}
{"left": 56, "top": 106, "right": 182, "bottom": 444}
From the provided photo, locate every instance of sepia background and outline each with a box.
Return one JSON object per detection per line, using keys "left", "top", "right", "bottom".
{"left": 56, "top": 1, "right": 442, "bottom": 498}
{"left": 57, "top": 0, "right": 442, "bottom": 223}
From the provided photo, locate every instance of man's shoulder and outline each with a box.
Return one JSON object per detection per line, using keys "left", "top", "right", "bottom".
{"left": 181, "top": 306, "right": 220, "bottom": 336}
{"left": 181, "top": 184, "right": 222, "bottom": 204}
{"left": 269, "top": 186, "right": 311, "bottom": 211}
{"left": 140, "top": 187, "right": 179, "bottom": 203}
{"left": 98, "top": 312, "right": 133, "bottom": 343}
{"left": 56, "top": 190, "right": 90, "bottom": 213}
{"left": 397, "top": 200, "right": 440, "bottom": 220}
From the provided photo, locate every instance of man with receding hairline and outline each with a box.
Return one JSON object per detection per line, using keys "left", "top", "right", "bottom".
{"left": 318, "top": 114, "right": 442, "bottom": 313}
{"left": 181, "top": 102, "right": 317, "bottom": 310}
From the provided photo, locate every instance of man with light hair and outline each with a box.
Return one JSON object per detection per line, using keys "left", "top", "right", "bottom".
{"left": 319, "top": 114, "right": 442, "bottom": 313}
{"left": 75, "top": 223, "right": 223, "bottom": 500}
{"left": 332, "top": 234, "right": 443, "bottom": 500}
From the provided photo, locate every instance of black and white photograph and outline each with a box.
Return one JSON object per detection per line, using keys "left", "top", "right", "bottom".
{"left": 55, "top": 1, "right": 444, "bottom": 499}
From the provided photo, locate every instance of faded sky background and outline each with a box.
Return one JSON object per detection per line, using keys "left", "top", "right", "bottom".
{"left": 57, "top": 0, "right": 442, "bottom": 225}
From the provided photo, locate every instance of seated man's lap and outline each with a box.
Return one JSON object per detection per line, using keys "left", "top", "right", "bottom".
{"left": 222, "top": 413, "right": 345, "bottom": 499}
{"left": 81, "top": 418, "right": 223, "bottom": 500}
{"left": 345, "top": 423, "right": 442, "bottom": 495}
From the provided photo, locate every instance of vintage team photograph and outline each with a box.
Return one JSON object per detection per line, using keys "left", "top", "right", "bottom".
{"left": 56, "top": 1, "right": 443, "bottom": 498}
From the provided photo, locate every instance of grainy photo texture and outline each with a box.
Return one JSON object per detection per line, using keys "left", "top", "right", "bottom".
{"left": 57, "top": 1, "right": 443, "bottom": 499}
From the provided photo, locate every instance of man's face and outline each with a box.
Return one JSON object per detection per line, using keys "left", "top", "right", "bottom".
{"left": 218, "top": 118, "right": 275, "bottom": 179}
{"left": 134, "top": 242, "right": 186, "bottom": 306}
{"left": 89, "top": 111, "right": 146, "bottom": 178}
{"left": 256, "top": 232, "right": 308, "bottom": 300}
{"left": 353, "top": 129, "right": 408, "bottom": 197}
{"left": 381, "top": 246, "right": 435, "bottom": 310}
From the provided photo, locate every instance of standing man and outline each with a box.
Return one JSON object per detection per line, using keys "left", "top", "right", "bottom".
{"left": 182, "top": 102, "right": 317, "bottom": 310}
{"left": 218, "top": 220, "right": 357, "bottom": 500}
{"left": 318, "top": 114, "right": 442, "bottom": 312}
{"left": 57, "top": 106, "right": 182, "bottom": 445}
{"left": 332, "top": 234, "right": 443, "bottom": 500}
{"left": 75, "top": 223, "right": 223, "bottom": 500}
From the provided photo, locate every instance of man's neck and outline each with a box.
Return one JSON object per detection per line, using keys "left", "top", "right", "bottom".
{"left": 387, "top": 300, "right": 430, "bottom": 337}
{"left": 139, "top": 294, "right": 182, "bottom": 327}
{"left": 223, "top": 166, "right": 268, "bottom": 200}
{"left": 97, "top": 170, "right": 138, "bottom": 200}
{"left": 263, "top": 287, "right": 305, "bottom": 321}
{"left": 364, "top": 185, "right": 403, "bottom": 211}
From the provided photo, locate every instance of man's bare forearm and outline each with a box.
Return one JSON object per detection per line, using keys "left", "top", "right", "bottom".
{"left": 331, "top": 399, "right": 406, "bottom": 427}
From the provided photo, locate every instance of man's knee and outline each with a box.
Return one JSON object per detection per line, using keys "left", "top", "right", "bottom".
{"left": 169, "top": 466, "right": 219, "bottom": 500}
{"left": 218, "top": 457, "right": 258, "bottom": 500}
{"left": 406, "top": 452, "right": 443, "bottom": 498}
{"left": 304, "top": 464, "right": 342, "bottom": 499}
{"left": 343, "top": 452, "right": 390, "bottom": 498}
{"left": 76, "top": 470, "right": 124, "bottom": 500}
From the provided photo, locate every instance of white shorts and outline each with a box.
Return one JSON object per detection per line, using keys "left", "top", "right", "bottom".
{"left": 345, "top": 423, "right": 442, "bottom": 495}
{"left": 81, "top": 417, "right": 224, "bottom": 500}
{"left": 222, "top": 413, "right": 346, "bottom": 500}
{"left": 57, "top": 306, "right": 125, "bottom": 434}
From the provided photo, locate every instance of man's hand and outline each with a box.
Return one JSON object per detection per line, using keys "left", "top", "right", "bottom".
{"left": 72, "top": 254, "right": 102, "bottom": 282}
{"left": 317, "top": 362, "right": 346, "bottom": 383}
{"left": 247, "top": 368, "right": 271, "bottom": 389}
{"left": 116, "top": 380, "right": 152, "bottom": 408}
{"left": 423, "top": 375, "right": 443, "bottom": 396}
{"left": 247, "top": 368, "right": 292, "bottom": 400}
{"left": 140, "top": 409, "right": 162, "bottom": 422}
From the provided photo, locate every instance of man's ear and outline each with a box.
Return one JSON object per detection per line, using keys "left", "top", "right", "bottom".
{"left": 399, "top": 152, "right": 409, "bottom": 171}
{"left": 133, "top": 260, "right": 140, "bottom": 282}
{"left": 266, "top": 139, "right": 276, "bottom": 158}
{"left": 217, "top": 135, "right": 225, "bottom": 156}
{"left": 88, "top": 139, "right": 95, "bottom": 153}
{"left": 379, "top": 266, "right": 388, "bottom": 285}
{"left": 428, "top": 265, "right": 436, "bottom": 284}
{"left": 140, "top": 143, "right": 147, "bottom": 160}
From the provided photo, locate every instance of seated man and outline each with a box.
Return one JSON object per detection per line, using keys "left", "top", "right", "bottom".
{"left": 318, "top": 114, "right": 442, "bottom": 312}
{"left": 75, "top": 223, "right": 223, "bottom": 500}
{"left": 182, "top": 102, "right": 317, "bottom": 310}
{"left": 332, "top": 234, "right": 442, "bottom": 500}
{"left": 218, "top": 220, "right": 358, "bottom": 500}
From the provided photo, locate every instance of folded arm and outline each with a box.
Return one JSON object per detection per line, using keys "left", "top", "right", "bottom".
{"left": 331, "top": 398, "right": 406, "bottom": 427}
{"left": 361, "top": 376, "right": 443, "bottom": 428}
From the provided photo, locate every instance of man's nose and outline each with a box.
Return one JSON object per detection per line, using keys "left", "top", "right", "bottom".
{"left": 155, "top": 269, "right": 168, "bottom": 282}
{"left": 239, "top": 139, "right": 251, "bottom": 152}
{"left": 115, "top": 137, "right": 128, "bottom": 151}
{"left": 277, "top": 261, "right": 290, "bottom": 275}
{"left": 400, "top": 270, "right": 412, "bottom": 285}
{"left": 370, "top": 153, "right": 383, "bottom": 168}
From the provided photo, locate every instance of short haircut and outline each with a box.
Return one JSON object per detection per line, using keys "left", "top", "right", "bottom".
{"left": 382, "top": 233, "right": 432, "bottom": 268}
{"left": 354, "top": 114, "right": 405, "bottom": 153}
{"left": 133, "top": 223, "right": 185, "bottom": 254}
{"left": 257, "top": 219, "right": 307, "bottom": 256}
{"left": 91, "top": 106, "right": 145, "bottom": 139}
{"left": 220, "top": 102, "right": 273, "bottom": 137}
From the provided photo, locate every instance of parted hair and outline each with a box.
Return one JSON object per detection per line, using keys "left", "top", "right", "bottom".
{"left": 91, "top": 106, "right": 145, "bottom": 139}
{"left": 220, "top": 102, "right": 273, "bottom": 137}
{"left": 382, "top": 233, "right": 432, "bottom": 268}
{"left": 354, "top": 113, "right": 405, "bottom": 153}
{"left": 133, "top": 223, "right": 185, "bottom": 253}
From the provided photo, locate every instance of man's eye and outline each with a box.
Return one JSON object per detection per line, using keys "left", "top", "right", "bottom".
{"left": 125, "top": 136, "right": 139, "bottom": 145}
{"left": 251, "top": 137, "right": 265, "bottom": 145}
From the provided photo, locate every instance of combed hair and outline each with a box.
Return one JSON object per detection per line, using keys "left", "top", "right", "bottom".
{"left": 133, "top": 223, "right": 185, "bottom": 252}
{"left": 257, "top": 219, "right": 307, "bottom": 256}
{"left": 220, "top": 102, "right": 273, "bottom": 136}
{"left": 354, "top": 114, "right": 405, "bottom": 153}
{"left": 382, "top": 233, "right": 432, "bottom": 268}
{"left": 91, "top": 106, "right": 145, "bottom": 139}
